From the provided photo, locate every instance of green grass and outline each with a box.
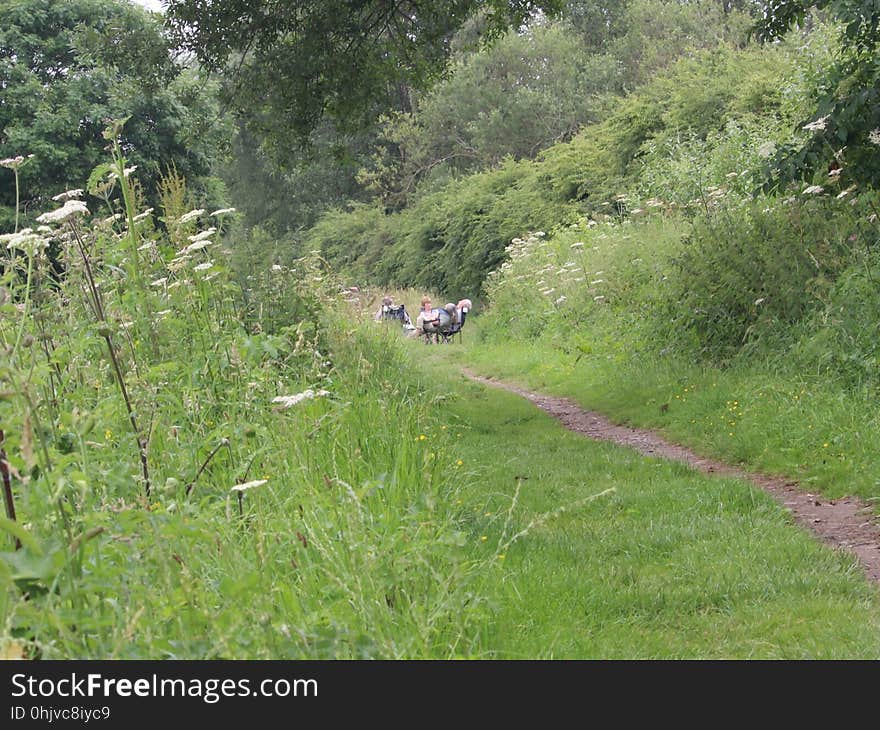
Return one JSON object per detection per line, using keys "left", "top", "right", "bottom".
{"left": 407, "top": 339, "right": 880, "bottom": 658}
{"left": 461, "top": 326, "right": 880, "bottom": 504}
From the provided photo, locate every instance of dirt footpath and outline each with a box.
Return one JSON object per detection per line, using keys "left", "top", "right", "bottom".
{"left": 463, "top": 369, "right": 880, "bottom": 584}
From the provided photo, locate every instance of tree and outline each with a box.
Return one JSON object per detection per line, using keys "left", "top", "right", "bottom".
{"left": 359, "top": 21, "right": 618, "bottom": 206}
{"left": 0, "top": 0, "right": 231, "bottom": 229}
{"left": 164, "top": 0, "right": 563, "bottom": 148}
{"left": 756, "top": 1, "right": 880, "bottom": 189}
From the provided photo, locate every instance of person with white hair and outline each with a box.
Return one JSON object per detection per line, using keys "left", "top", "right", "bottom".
{"left": 375, "top": 294, "right": 413, "bottom": 325}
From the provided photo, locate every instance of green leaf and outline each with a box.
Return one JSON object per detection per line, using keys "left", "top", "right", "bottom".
{"left": 0, "top": 517, "right": 42, "bottom": 554}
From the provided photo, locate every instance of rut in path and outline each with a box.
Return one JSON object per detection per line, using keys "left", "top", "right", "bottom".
{"left": 463, "top": 369, "right": 880, "bottom": 585}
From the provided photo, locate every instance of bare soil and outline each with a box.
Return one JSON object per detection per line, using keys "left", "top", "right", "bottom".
{"left": 463, "top": 369, "right": 880, "bottom": 584}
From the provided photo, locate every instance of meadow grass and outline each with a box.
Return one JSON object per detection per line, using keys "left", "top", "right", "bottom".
{"left": 462, "top": 326, "right": 880, "bottom": 504}
{"left": 0, "top": 134, "right": 492, "bottom": 659}
{"left": 410, "top": 338, "right": 880, "bottom": 658}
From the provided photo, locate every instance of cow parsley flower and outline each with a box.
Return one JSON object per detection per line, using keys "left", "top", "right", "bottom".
{"left": 36, "top": 199, "right": 89, "bottom": 224}
{"left": 231, "top": 479, "right": 268, "bottom": 492}
{"left": 178, "top": 208, "right": 204, "bottom": 225}
{"left": 802, "top": 116, "right": 829, "bottom": 132}
{"left": 272, "top": 389, "right": 330, "bottom": 409}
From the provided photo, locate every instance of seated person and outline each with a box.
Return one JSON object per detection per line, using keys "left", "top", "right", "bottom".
{"left": 375, "top": 295, "right": 412, "bottom": 325}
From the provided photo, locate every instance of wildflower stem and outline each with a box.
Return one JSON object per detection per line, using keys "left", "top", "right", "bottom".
{"left": 69, "top": 224, "right": 105, "bottom": 321}
{"left": 9, "top": 252, "right": 34, "bottom": 363}
{"left": 185, "top": 438, "right": 230, "bottom": 498}
{"left": 13, "top": 168, "right": 19, "bottom": 234}
{"left": 0, "top": 430, "right": 21, "bottom": 550}
{"left": 103, "top": 331, "right": 151, "bottom": 498}
{"left": 68, "top": 221, "right": 150, "bottom": 497}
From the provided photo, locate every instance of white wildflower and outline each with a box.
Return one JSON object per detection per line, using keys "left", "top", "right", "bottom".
{"left": 593, "top": 295, "right": 605, "bottom": 301}
{"left": 231, "top": 479, "right": 268, "bottom": 492}
{"left": 868, "top": 129, "right": 880, "bottom": 146}
{"left": 0, "top": 154, "right": 33, "bottom": 170}
{"left": 570, "top": 242, "right": 584, "bottom": 249}
{"left": 52, "top": 189, "right": 84, "bottom": 202}
{"left": 757, "top": 141, "right": 776, "bottom": 158}
{"left": 802, "top": 115, "right": 829, "bottom": 132}
{"left": 194, "top": 261, "right": 213, "bottom": 272}
{"left": 133, "top": 208, "right": 154, "bottom": 222}
{"left": 36, "top": 199, "right": 89, "bottom": 224}
{"left": 272, "top": 389, "right": 330, "bottom": 409}
{"left": 102, "top": 213, "right": 123, "bottom": 225}
{"left": 187, "top": 228, "right": 216, "bottom": 243}
{"left": 754, "top": 297, "right": 765, "bottom": 306}
{"left": 554, "top": 295, "right": 567, "bottom": 305}
{"left": 210, "top": 207, "right": 236, "bottom": 217}
{"left": 137, "top": 241, "right": 155, "bottom": 251}
{"left": 183, "top": 239, "right": 213, "bottom": 254}
{"left": 150, "top": 277, "right": 168, "bottom": 287}
{"left": 3, "top": 229, "right": 49, "bottom": 257}
{"left": 178, "top": 208, "right": 204, "bottom": 225}
{"left": 802, "top": 185, "right": 824, "bottom": 195}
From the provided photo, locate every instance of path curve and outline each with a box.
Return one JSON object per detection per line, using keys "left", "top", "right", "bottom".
{"left": 463, "top": 368, "right": 880, "bottom": 584}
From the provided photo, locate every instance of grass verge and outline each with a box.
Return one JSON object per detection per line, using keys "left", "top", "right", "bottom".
{"left": 407, "top": 336, "right": 880, "bottom": 658}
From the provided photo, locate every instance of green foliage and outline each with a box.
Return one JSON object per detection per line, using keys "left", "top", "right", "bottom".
{"left": 0, "top": 133, "right": 492, "bottom": 658}
{"left": 757, "top": 1, "right": 880, "bottom": 190}
{"left": 608, "top": 0, "right": 754, "bottom": 90}
{"left": 225, "top": 124, "right": 372, "bottom": 235}
{"left": 166, "top": 0, "right": 564, "bottom": 145}
{"left": 669, "top": 195, "right": 866, "bottom": 358}
{"left": 309, "top": 158, "right": 579, "bottom": 296}
{"left": 0, "top": 0, "right": 231, "bottom": 230}
{"left": 306, "top": 35, "right": 808, "bottom": 296}
{"left": 360, "top": 22, "right": 618, "bottom": 206}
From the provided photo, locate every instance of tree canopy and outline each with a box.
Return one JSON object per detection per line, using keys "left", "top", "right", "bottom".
{"left": 0, "top": 0, "right": 230, "bottom": 228}
{"left": 164, "top": 0, "right": 562, "bottom": 147}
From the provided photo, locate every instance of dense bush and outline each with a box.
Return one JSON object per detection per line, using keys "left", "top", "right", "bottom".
{"left": 306, "top": 37, "right": 814, "bottom": 297}
{"left": 668, "top": 194, "right": 872, "bottom": 359}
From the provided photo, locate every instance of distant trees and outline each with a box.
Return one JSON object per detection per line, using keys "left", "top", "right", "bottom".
{"left": 0, "top": 0, "right": 230, "bottom": 228}
{"left": 165, "top": 0, "right": 564, "bottom": 148}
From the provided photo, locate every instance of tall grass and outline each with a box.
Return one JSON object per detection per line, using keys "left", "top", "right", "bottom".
{"left": 0, "top": 124, "right": 489, "bottom": 658}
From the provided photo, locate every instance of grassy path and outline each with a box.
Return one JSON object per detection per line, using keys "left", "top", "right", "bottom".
{"left": 463, "top": 368, "right": 880, "bottom": 584}
{"left": 406, "top": 339, "right": 880, "bottom": 658}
